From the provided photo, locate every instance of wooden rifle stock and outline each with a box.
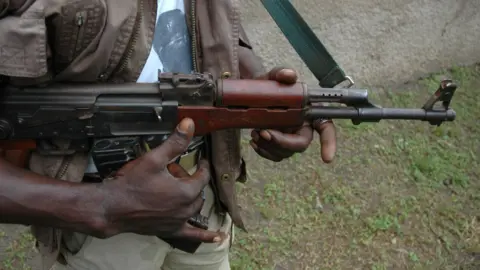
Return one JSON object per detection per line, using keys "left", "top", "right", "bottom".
{"left": 0, "top": 140, "right": 36, "bottom": 168}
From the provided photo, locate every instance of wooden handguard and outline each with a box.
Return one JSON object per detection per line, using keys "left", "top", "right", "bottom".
{"left": 0, "top": 149, "right": 30, "bottom": 168}
{"left": 177, "top": 79, "right": 309, "bottom": 135}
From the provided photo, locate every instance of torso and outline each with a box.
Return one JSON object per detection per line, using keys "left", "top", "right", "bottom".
{"left": 2, "top": 0, "right": 252, "bottom": 229}
{"left": 85, "top": 0, "right": 203, "bottom": 174}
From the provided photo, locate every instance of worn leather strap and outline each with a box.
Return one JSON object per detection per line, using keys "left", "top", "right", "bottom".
{"left": 260, "top": 0, "right": 352, "bottom": 88}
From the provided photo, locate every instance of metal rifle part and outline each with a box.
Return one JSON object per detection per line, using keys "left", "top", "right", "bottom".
{"left": 306, "top": 79, "right": 457, "bottom": 126}
{"left": 0, "top": 73, "right": 457, "bottom": 149}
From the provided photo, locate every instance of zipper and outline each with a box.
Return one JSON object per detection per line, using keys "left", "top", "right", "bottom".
{"left": 190, "top": 0, "right": 198, "bottom": 72}
{"left": 51, "top": 12, "right": 87, "bottom": 179}
{"left": 55, "top": 1, "right": 145, "bottom": 178}
{"left": 55, "top": 155, "right": 74, "bottom": 179}
{"left": 109, "top": 0, "right": 144, "bottom": 82}
{"left": 74, "top": 11, "right": 87, "bottom": 57}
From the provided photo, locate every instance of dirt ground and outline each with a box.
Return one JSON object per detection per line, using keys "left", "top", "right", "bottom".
{"left": 1, "top": 65, "right": 479, "bottom": 270}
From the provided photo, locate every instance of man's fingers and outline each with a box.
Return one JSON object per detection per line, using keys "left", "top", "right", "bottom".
{"left": 173, "top": 223, "right": 222, "bottom": 243}
{"left": 257, "top": 127, "right": 313, "bottom": 153}
{"left": 274, "top": 68, "right": 298, "bottom": 84}
{"left": 252, "top": 141, "right": 292, "bottom": 160}
{"left": 187, "top": 192, "right": 205, "bottom": 215}
{"left": 144, "top": 118, "right": 195, "bottom": 169}
{"left": 175, "top": 160, "right": 210, "bottom": 204}
{"left": 255, "top": 67, "right": 298, "bottom": 85}
{"left": 250, "top": 126, "right": 312, "bottom": 160}
{"left": 255, "top": 66, "right": 285, "bottom": 80}
{"left": 313, "top": 121, "right": 337, "bottom": 163}
{"left": 250, "top": 141, "right": 283, "bottom": 162}
{"left": 183, "top": 159, "right": 211, "bottom": 189}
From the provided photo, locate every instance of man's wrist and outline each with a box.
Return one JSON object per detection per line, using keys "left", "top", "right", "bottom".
{"left": 23, "top": 180, "right": 111, "bottom": 237}
{"left": 62, "top": 182, "right": 110, "bottom": 237}
{"left": 94, "top": 180, "right": 125, "bottom": 238}
{"left": 0, "top": 159, "right": 110, "bottom": 237}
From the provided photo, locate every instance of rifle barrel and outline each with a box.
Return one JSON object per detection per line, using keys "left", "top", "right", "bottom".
{"left": 307, "top": 107, "right": 456, "bottom": 122}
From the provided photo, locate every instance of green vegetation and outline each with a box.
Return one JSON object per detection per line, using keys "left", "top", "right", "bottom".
{"left": 0, "top": 228, "right": 35, "bottom": 270}
{"left": 231, "top": 65, "right": 480, "bottom": 269}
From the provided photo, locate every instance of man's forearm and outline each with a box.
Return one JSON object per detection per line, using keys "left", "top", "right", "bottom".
{"left": 0, "top": 158, "right": 107, "bottom": 236}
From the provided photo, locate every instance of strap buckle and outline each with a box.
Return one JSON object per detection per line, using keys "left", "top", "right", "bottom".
{"left": 334, "top": 76, "right": 355, "bottom": 89}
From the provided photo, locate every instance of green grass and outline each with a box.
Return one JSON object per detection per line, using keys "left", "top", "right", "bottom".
{"left": 0, "top": 229, "right": 34, "bottom": 270}
{"left": 231, "top": 65, "right": 480, "bottom": 269}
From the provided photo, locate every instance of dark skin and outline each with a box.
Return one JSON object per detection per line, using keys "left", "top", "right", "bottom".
{"left": 0, "top": 68, "right": 333, "bottom": 242}
{"left": 251, "top": 67, "right": 337, "bottom": 163}
{"left": 0, "top": 118, "right": 222, "bottom": 243}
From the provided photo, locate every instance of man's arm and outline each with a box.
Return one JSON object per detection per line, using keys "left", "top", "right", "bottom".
{"left": 0, "top": 1, "right": 106, "bottom": 234}
{"left": 0, "top": 157, "right": 108, "bottom": 236}
{"left": 0, "top": 119, "right": 222, "bottom": 242}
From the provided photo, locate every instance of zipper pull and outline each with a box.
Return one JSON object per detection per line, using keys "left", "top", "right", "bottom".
{"left": 75, "top": 13, "right": 84, "bottom": 27}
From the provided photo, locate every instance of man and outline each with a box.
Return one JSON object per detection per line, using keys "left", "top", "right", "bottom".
{"left": 0, "top": 0, "right": 336, "bottom": 269}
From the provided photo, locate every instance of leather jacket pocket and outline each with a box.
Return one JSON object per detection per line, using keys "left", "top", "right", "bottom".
{"left": 50, "top": 0, "right": 106, "bottom": 74}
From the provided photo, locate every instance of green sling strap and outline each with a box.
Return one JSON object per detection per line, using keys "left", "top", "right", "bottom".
{"left": 260, "top": 0, "right": 354, "bottom": 88}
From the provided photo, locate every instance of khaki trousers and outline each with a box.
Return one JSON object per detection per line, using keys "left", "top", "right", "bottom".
{"left": 51, "top": 169, "right": 233, "bottom": 270}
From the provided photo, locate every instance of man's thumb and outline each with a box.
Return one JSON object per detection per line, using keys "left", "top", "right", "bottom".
{"left": 145, "top": 118, "right": 195, "bottom": 167}
{"left": 173, "top": 118, "right": 195, "bottom": 140}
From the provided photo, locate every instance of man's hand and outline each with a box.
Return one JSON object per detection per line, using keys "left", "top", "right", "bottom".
{"left": 0, "top": 118, "right": 219, "bottom": 244}
{"left": 250, "top": 67, "right": 337, "bottom": 163}
{"left": 102, "top": 118, "right": 221, "bottom": 243}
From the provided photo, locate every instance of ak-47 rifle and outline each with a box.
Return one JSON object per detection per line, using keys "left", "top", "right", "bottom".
{"left": 0, "top": 71, "right": 456, "bottom": 172}
{"left": 0, "top": 0, "right": 459, "bottom": 170}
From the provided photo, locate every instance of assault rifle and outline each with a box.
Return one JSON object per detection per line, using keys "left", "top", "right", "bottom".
{"left": 0, "top": 72, "right": 456, "bottom": 173}
{"left": 0, "top": 71, "right": 458, "bottom": 253}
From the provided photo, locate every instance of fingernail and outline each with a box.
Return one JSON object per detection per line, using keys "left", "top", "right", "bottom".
{"left": 323, "top": 153, "right": 335, "bottom": 164}
{"left": 177, "top": 118, "right": 193, "bottom": 134}
{"left": 213, "top": 236, "right": 221, "bottom": 242}
{"left": 260, "top": 130, "right": 272, "bottom": 141}
{"left": 280, "top": 68, "right": 295, "bottom": 76}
